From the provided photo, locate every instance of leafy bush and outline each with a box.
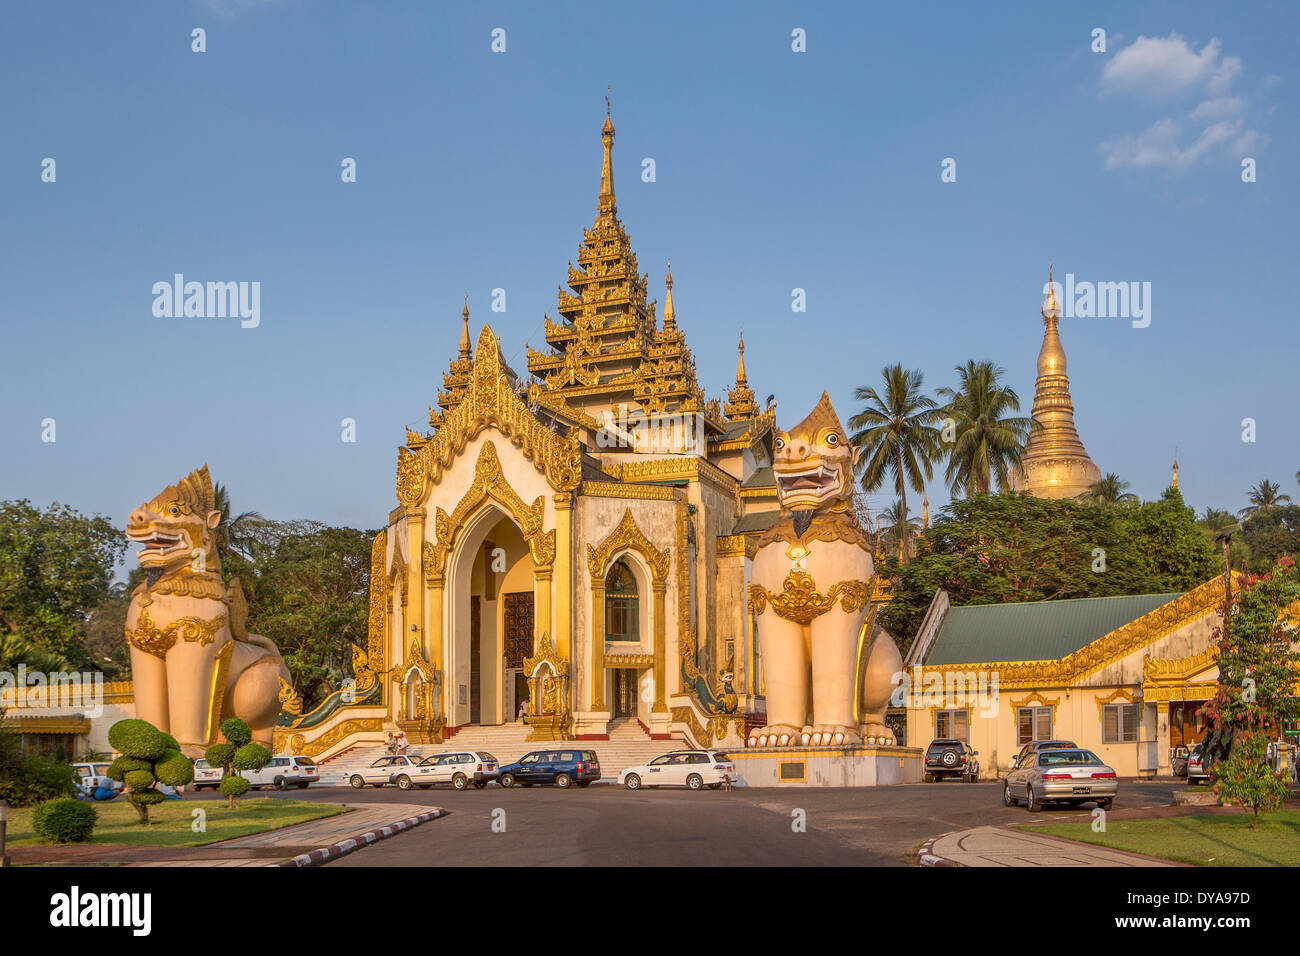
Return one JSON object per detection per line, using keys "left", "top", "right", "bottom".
{"left": 220, "top": 718, "right": 252, "bottom": 748}
{"left": 0, "top": 753, "right": 78, "bottom": 807}
{"left": 31, "top": 798, "right": 97, "bottom": 843}
{"left": 220, "top": 775, "right": 251, "bottom": 799}
{"left": 105, "top": 718, "right": 193, "bottom": 823}
{"left": 107, "top": 719, "right": 167, "bottom": 760}
{"left": 1212, "top": 732, "right": 1292, "bottom": 826}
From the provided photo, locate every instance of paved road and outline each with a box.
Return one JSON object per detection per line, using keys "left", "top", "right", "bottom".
{"left": 230, "top": 779, "right": 1182, "bottom": 866}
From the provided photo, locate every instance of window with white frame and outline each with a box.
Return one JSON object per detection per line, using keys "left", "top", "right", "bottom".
{"left": 1102, "top": 702, "right": 1138, "bottom": 743}
{"left": 1017, "top": 706, "right": 1053, "bottom": 745}
{"left": 934, "top": 708, "right": 969, "bottom": 743}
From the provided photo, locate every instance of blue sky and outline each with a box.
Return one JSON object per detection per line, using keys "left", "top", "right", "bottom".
{"left": 2, "top": 0, "right": 1296, "bottom": 549}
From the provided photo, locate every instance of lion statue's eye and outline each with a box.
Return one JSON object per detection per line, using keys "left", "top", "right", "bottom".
{"left": 775, "top": 437, "right": 785, "bottom": 449}
{"left": 826, "top": 434, "right": 839, "bottom": 445}
{"left": 169, "top": 506, "right": 179, "bottom": 515}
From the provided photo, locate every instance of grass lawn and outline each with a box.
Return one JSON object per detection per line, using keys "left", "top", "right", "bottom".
{"left": 8, "top": 797, "right": 349, "bottom": 848}
{"left": 1024, "top": 810, "right": 1300, "bottom": 866}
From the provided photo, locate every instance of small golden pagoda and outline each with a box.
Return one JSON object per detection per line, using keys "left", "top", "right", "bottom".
{"left": 1009, "top": 265, "right": 1101, "bottom": 499}
{"left": 723, "top": 332, "right": 761, "bottom": 422}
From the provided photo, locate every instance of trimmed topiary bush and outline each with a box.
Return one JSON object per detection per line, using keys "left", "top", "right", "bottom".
{"left": 105, "top": 718, "right": 194, "bottom": 823}
{"left": 205, "top": 718, "right": 268, "bottom": 808}
{"left": 32, "top": 798, "right": 98, "bottom": 843}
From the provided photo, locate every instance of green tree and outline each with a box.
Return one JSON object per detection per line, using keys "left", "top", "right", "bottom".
{"left": 1202, "top": 557, "right": 1300, "bottom": 825}
{"left": 935, "top": 360, "right": 1035, "bottom": 497}
{"left": 848, "top": 365, "right": 942, "bottom": 562}
{"left": 1080, "top": 473, "right": 1137, "bottom": 507}
{"left": 212, "top": 482, "right": 265, "bottom": 563}
{"left": 877, "top": 493, "right": 1165, "bottom": 654}
{"left": 1239, "top": 479, "right": 1292, "bottom": 518}
{"left": 0, "top": 500, "right": 125, "bottom": 668}
{"left": 205, "top": 717, "right": 270, "bottom": 809}
{"left": 1239, "top": 505, "right": 1300, "bottom": 571}
{"left": 1212, "top": 733, "right": 1291, "bottom": 827}
{"left": 239, "top": 523, "right": 374, "bottom": 710}
{"left": 1117, "top": 488, "right": 1220, "bottom": 591}
{"left": 104, "top": 718, "right": 194, "bottom": 823}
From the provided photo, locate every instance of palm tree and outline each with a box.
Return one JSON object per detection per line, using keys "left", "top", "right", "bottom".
{"left": 878, "top": 499, "right": 923, "bottom": 561}
{"left": 848, "top": 365, "right": 942, "bottom": 562}
{"left": 1198, "top": 507, "right": 1238, "bottom": 533}
{"left": 936, "top": 360, "right": 1035, "bottom": 497}
{"left": 212, "top": 482, "right": 265, "bottom": 563}
{"left": 1080, "top": 473, "right": 1138, "bottom": 507}
{"left": 1239, "top": 479, "right": 1292, "bottom": 518}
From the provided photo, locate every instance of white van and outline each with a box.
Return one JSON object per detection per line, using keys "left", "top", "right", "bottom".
{"left": 240, "top": 755, "right": 320, "bottom": 790}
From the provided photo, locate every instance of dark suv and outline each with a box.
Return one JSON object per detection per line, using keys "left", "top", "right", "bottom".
{"left": 924, "top": 739, "right": 979, "bottom": 782}
{"left": 497, "top": 749, "right": 601, "bottom": 789}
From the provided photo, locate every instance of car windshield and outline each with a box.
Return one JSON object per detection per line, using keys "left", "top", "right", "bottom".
{"left": 476, "top": 752, "right": 497, "bottom": 762}
{"left": 418, "top": 755, "right": 442, "bottom": 765}
{"left": 1037, "top": 741, "right": 1077, "bottom": 750}
{"left": 295, "top": 757, "right": 315, "bottom": 767}
{"left": 712, "top": 752, "right": 731, "bottom": 762}
{"left": 928, "top": 741, "right": 960, "bottom": 751}
{"left": 1039, "top": 750, "right": 1103, "bottom": 766}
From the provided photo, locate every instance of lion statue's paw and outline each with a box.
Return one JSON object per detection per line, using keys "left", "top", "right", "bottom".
{"left": 862, "top": 723, "right": 896, "bottom": 746}
{"left": 808, "top": 724, "right": 862, "bottom": 747}
{"left": 748, "top": 724, "right": 803, "bottom": 748}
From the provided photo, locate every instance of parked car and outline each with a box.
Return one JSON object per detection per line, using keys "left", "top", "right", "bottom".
{"left": 619, "top": 750, "right": 736, "bottom": 790}
{"left": 192, "top": 758, "right": 226, "bottom": 790}
{"left": 409, "top": 751, "right": 499, "bottom": 790}
{"left": 1003, "top": 748, "right": 1117, "bottom": 811}
{"left": 1186, "top": 743, "right": 1214, "bottom": 785}
{"left": 497, "top": 749, "right": 600, "bottom": 788}
{"left": 1012, "top": 740, "right": 1079, "bottom": 769}
{"left": 349, "top": 754, "right": 424, "bottom": 789}
{"left": 240, "top": 755, "right": 320, "bottom": 790}
{"left": 923, "top": 739, "right": 979, "bottom": 782}
{"left": 72, "top": 761, "right": 119, "bottom": 792}
{"left": 1171, "top": 744, "right": 1191, "bottom": 777}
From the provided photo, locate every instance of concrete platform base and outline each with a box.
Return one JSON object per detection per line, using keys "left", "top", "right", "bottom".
{"left": 730, "top": 745, "right": 923, "bottom": 787}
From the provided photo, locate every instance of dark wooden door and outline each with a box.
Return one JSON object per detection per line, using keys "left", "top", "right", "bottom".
{"left": 503, "top": 592, "right": 535, "bottom": 670}
{"left": 470, "top": 596, "right": 481, "bottom": 724}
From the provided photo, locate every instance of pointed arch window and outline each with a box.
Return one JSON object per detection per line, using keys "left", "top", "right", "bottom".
{"left": 604, "top": 559, "right": 639, "bottom": 642}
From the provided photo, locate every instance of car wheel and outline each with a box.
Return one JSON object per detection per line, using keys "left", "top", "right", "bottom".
{"left": 453, "top": 773, "right": 468, "bottom": 790}
{"left": 349, "top": 775, "right": 365, "bottom": 789}
{"left": 625, "top": 773, "right": 642, "bottom": 790}
{"left": 555, "top": 773, "right": 572, "bottom": 789}
{"left": 1002, "top": 782, "right": 1018, "bottom": 807}
{"left": 396, "top": 774, "right": 413, "bottom": 790}
{"left": 1027, "top": 784, "right": 1042, "bottom": 813}
{"left": 473, "top": 781, "right": 488, "bottom": 790}
{"left": 686, "top": 774, "right": 703, "bottom": 791}
{"left": 274, "top": 776, "right": 286, "bottom": 791}
{"left": 499, "top": 773, "right": 515, "bottom": 788}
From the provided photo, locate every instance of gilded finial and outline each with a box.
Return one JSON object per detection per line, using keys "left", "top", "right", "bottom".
{"left": 599, "top": 91, "right": 615, "bottom": 205}
{"left": 459, "top": 295, "right": 471, "bottom": 359}
{"left": 1042, "top": 261, "right": 1059, "bottom": 321}
{"left": 1172, "top": 454, "right": 1179, "bottom": 490}
{"left": 923, "top": 495, "right": 929, "bottom": 529}
{"left": 663, "top": 260, "right": 676, "bottom": 329}
{"left": 736, "top": 330, "right": 748, "bottom": 386}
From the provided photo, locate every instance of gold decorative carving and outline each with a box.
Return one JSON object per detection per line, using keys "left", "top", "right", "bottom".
{"left": 1094, "top": 687, "right": 1135, "bottom": 718}
{"left": 397, "top": 324, "right": 582, "bottom": 504}
{"left": 125, "top": 607, "right": 227, "bottom": 660}
{"left": 1142, "top": 645, "right": 1217, "bottom": 683}
{"left": 578, "top": 481, "right": 678, "bottom": 501}
{"left": 204, "top": 641, "right": 234, "bottom": 745}
{"left": 278, "top": 676, "right": 303, "bottom": 716}
{"left": 605, "top": 652, "right": 654, "bottom": 668}
{"left": 365, "top": 530, "right": 387, "bottom": 700}
{"left": 425, "top": 441, "right": 556, "bottom": 585}
{"left": 273, "top": 718, "right": 385, "bottom": 758}
{"left": 752, "top": 571, "right": 870, "bottom": 626}
{"left": 523, "top": 631, "right": 572, "bottom": 741}
{"left": 587, "top": 508, "right": 671, "bottom": 583}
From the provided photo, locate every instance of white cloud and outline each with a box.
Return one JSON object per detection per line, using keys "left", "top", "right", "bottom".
{"left": 1102, "top": 34, "right": 1240, "bottom": 99}
{"left": 1099, "top": 33, "right": 1262, "bottom": 172}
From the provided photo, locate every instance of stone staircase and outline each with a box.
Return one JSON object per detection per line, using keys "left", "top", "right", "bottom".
{"left": 317, "top": 718, "right": 688, "bottom": 785}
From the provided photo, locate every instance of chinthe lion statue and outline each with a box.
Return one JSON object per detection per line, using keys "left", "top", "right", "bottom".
{"left": 124, "top": 465, "right": 290, "bottom": 751}
{"left": 748, "top": 393, "right": 902, "bottom": 748}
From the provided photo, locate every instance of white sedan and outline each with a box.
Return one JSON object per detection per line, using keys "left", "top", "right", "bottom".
{"left": 619, "top": 750, "right": 736, "bottom": 790}
{"left": 348, "top": 755, "right": 433, "bottom": 789}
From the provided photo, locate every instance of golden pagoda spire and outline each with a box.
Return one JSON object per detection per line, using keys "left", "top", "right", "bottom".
{"left": 723, "top": 329, "right": 760, "bottom": 421}
{"left": 923, "top": 495, "right": 930, "bottom": 529}
{"left": 663, "top": 259, "right": 676, "bottom": 330}
{"left": 599, "top": 88, "right": 615, "bottom": 212}
{"left": 459, "top": 295, "right": 471, "bottom": 360}
{"left": 1009, "top": 263, "right": 1101, "bottom": 499}
{"left": 1172, "top": 455, "right": 1179, "bottom": 490}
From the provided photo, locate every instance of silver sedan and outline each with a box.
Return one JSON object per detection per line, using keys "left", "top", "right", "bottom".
{"left": 1002, "top": 748, "right": 1118, "bottom": 812}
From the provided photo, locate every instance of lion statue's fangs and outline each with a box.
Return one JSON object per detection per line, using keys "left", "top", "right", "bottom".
{"left": 123, "top": 465, "right": 290, "bottom": 751}
{"left": 747, "top": 392, "right": 902, "bottom": 749}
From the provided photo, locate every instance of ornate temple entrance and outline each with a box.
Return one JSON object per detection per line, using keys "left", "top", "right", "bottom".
{"left": 504, "top": 591, "right": 535, "bottom": 718}
{"left": 612, "top": 668, "right": 638, "bottom": 719}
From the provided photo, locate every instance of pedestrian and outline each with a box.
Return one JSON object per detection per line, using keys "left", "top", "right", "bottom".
{"left": 385, "top": 732, "right": 397, "bottom": 755}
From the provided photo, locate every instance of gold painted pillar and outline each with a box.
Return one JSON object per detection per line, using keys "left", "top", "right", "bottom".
{"left": 405, "top": 507, "right": 427, "bottom": 656}
{"left": 552, "top": 493, "right": 574, "bottom": 662}
{"left": 591, "top": 582, "right": 606, "bottom": 710}
{"left": 652, "top": 582, "right": 667, "bottom": 712}
{"left": 533, "top": 567, "right": 553, "bottom": 655}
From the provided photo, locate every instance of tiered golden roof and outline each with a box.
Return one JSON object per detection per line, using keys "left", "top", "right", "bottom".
{"left": 429, "top": 298, "right": 475, "bottom": 430}
{"left": 723, "top": 332, "right": 761, "bottom": 421}
{"left": 525, "top": 104, "right": 707, "bottom": 419}
{"left": 1010, "top": 264, "right": 1101, "bottom": 499}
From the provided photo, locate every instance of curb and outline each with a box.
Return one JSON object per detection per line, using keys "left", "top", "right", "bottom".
{"left": 275, "top": 808, "right": 448, "bottom": 867}
{"left": 916, "top": 832, "right": 960, "bottom": 867}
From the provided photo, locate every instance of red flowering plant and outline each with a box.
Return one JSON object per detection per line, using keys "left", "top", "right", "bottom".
{"left": 1198, "top": 557, "right": 1300, "bottom": 824}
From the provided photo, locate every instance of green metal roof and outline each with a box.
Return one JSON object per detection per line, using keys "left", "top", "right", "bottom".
{"left": 732, "top": 511, "right": 780, "bottom": 534}
{"left": 741, "top": 466, "right": 775, "bottom": 489}
{"left": 923, "top": 591, "right": 1184, "bottom": 666}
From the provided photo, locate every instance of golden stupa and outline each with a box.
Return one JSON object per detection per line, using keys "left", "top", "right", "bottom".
{"left": 1009, "top": 265, "right": 1101, "bottom": 499}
